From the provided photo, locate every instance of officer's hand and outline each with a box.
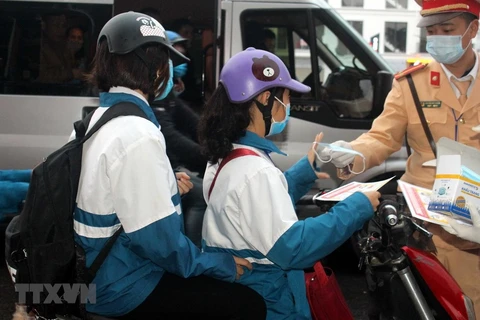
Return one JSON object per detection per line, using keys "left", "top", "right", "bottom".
{"left": 317, "top": 140, "right": 356, "bottom": 168}
{"left": 176, "top": 172, "right": 193, "bottom": 196}
{"left": 233, "top": 256, "right": 253, "bottom": 280}
{"left": 362, "top": 191, "right": 381, "bottom": 212}
{"left": 441, "top": 206, "right": 480, "bottom": 244}
{"left": 307, "top": 133, "right": 330, "bottom": 179}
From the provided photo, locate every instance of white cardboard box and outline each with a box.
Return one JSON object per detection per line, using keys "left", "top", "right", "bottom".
{"left": 428, "top": 138, "right": 480, "bottom": 225}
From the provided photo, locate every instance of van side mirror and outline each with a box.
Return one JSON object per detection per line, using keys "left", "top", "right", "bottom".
{"left": 371, "top": 71, "right": 393, "bottom": 118}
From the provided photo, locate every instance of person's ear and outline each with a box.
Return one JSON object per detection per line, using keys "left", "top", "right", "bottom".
{"left": 256, "top": 91, "right": 270, "bottom": 105}
{"left": 471, "top": 20, "right": 479, "bottom": 37}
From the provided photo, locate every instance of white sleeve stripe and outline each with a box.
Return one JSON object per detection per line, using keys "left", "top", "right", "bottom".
{"left": 175, "top": 204, "right": 182, "bottom": 215}
{"left": 74, "top": 220, "right": 122, "bottom": 239}
{"left": 246, "top": 257, "right": 274, "bottom": 265}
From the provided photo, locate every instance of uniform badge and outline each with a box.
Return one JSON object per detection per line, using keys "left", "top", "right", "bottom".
{"left": 430, "top": 71, "right": 440, "bottom": 86}
{"left": 421, "top": 101, "right": 442, "bottom": 108}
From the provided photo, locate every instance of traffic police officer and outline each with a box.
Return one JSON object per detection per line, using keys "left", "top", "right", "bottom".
{"left": 320, "top": 0, "right": 480, "bottom": 316}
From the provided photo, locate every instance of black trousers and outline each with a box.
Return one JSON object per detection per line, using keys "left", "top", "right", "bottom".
{"left": 118, "top": 272, "right": 267, "bottom": 319}
{"left": 181, "top": 174, "right": 207, "bottom": 248}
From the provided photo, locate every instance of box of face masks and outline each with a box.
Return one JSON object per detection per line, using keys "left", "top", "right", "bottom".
{"left": 428, "top": 138, "right": 480, "bottom": 226}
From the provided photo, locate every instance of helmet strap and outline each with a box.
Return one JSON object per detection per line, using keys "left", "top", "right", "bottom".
{"left": 254, "top": 88, "right": 278, "bottom": 136}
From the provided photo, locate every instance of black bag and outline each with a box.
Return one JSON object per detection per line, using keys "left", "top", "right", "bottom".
{"left": 5, "top": 102, "right": 148, "bottom": 318}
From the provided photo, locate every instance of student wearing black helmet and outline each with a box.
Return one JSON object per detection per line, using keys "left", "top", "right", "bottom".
{"left": 75, "top": 12, "right": 266, "bottom": 319}
{"left": 150, "top": 30, "right": 208, "bottom": 248}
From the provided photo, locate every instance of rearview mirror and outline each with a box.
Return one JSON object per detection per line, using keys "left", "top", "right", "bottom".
{"left": 372, "top": 71, "right": 393, "bottom": 119}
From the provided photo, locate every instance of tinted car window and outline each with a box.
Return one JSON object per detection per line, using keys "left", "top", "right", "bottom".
{"left": 0, "top": 1, "right": 112, "bottom": 97}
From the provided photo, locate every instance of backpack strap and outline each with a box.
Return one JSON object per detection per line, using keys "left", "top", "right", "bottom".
{"left": 84, "top": 226, "right": 123, "bottom": 284}
{"left": 74, "top": 102, "right": 150, "bottom": 141}
{"left": 207, "top": 148, "right": 260, "bottom": 200}
{"left": 74, "top": 102, "right": 149, "bottom": 284}
{"left": 74, "top": 110, "right": 95, "bottom": 139}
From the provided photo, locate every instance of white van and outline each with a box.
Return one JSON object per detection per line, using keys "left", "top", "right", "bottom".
{"left": 0, "top": 0, "right": 406, "bottom": 195}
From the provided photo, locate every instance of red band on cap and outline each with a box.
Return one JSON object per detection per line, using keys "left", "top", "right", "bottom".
{"left": 421, "top": 0, "right": 480, "bottom": 17}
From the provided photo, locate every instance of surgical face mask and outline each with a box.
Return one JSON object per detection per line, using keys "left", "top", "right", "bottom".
{"left": 156, "top": 59, "right": 174, "bottom": 101}
{"left": 173, "top": 63, "right": 188, "bottom": 79}
{"left": 312, "top": 142, "right": 366, "bottom": 175}
{"left": 67, "top": 40, "right": 82, "bottom": 53}
{"left": 426, "top": 23, "right": 472, "bottom": 65}
{"left": 266, "top": 97, "right": 290, "bottom": 137}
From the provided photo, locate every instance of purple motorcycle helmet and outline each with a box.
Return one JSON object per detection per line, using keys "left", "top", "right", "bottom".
{"left": 219, "top": 47, "right": 310, "bottom": 103}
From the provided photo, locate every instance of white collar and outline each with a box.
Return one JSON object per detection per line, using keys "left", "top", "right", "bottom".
{"left": 108, "top": 86, "right": 150, "bottom": 105}
{"left": 440, "top": 50, "right": 478, "bottom": 82}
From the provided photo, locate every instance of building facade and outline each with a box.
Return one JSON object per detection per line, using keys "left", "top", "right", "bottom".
{"left": 328, "top": 0, "right": 480, "bottom": 72}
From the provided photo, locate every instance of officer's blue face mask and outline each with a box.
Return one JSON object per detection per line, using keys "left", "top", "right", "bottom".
{"left": 173, "top": 63, "right": 188, "bottom": 79}
{"left": 426, "top": 23, "right": 473, "bottom": 65}
{"left": 266, "top": 97, "right": 290, "bottom": 137}
{"left": 155, "top": 59, "right": 174, "bottom": 101}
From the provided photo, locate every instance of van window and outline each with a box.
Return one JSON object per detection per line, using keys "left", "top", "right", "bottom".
{"left": 241, "top": 9, "right": 375, "bottom": 120}
{"left": 242, "top": 10, "right": 319, "bottom": 98}
{"left": 0, "top": 1, "right": 112, "bottom": 97}
{"left": 292, "top": 31, "right": 313, "bottom": 83}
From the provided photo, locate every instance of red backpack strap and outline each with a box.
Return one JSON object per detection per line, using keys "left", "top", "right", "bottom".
{"left": 207, "top": 148, "right": 260, "bottom": 200}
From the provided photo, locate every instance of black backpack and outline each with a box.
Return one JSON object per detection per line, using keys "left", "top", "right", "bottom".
{"left": 5, "top": 102, "right": 148, "bottom": 319}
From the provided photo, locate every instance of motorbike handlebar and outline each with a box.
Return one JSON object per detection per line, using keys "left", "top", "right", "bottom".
{"left": 379, "top": 203, "right": 399, "bottom": 226}
{"left": 304, "top": 191, "right": 432, "bottom": 237}
{"left": 303, "top": 190, "right": 401, "bottom": 217}
{"left": 296, "top": 190, "right": 336, "bottom": 211}
{"left": 296, "top": 194, "right": 316, "bottom": 206}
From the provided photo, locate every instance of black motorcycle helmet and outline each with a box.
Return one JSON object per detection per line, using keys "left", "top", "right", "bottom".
{"left": 97, "top": 11, "right": 189, "bottom": 67}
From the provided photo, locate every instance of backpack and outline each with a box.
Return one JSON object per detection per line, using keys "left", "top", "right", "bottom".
{"left": 5, "top": 102, "right": 149, "bottom": 319}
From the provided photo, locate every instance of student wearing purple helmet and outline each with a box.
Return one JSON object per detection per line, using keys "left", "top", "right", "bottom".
{"left": 198, "top": 47, "right": 381, "bottom": 320}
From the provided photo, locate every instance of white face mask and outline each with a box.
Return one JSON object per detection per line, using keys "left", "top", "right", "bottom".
{"left": 426, "top": 23, "right": 473, "bottom": 65}
{"left": 312, "top": 142, "right": 366, "bottom": 175}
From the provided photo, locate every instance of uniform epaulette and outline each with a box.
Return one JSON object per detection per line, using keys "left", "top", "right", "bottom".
{"left": 394, "top": 63, "right": 428, "bottom": 80}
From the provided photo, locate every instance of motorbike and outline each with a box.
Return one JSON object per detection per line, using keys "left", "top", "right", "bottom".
{"left": 303, "top": 191, "right": 477, "bottom": 320}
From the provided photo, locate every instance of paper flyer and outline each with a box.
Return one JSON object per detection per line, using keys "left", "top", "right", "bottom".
{"left": 314, "top": 176, "right": 395, "bottom": 202}
{"left": 397, "top": 180, "right": 450, "bottom": 226}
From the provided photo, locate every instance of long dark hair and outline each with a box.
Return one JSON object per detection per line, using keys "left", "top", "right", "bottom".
{"left": 87, "top": 40, "right": 170, "bottom": 97}
{"left": 198, "top": 84, "right": 253, "bottom": 163}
